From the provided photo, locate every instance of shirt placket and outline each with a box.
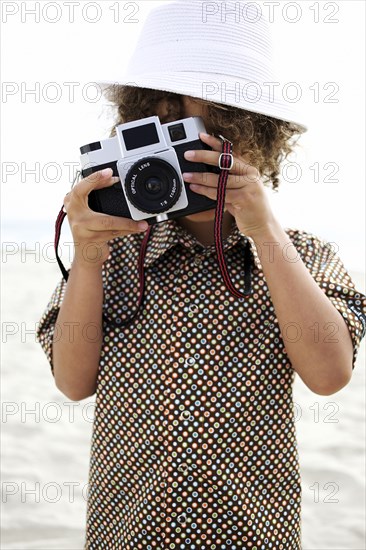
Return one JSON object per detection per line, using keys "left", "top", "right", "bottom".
{"left": 158, "top": 243, "right": 211, "bottom": 545}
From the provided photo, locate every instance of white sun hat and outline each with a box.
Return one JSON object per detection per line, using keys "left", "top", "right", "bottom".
{"left": 98, "top": 0, "right": 307, "bottom": 132}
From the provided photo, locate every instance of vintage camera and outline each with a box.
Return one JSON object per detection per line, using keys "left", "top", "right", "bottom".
{"left": 80, "top": 116, "right": 220, "bottom": 225}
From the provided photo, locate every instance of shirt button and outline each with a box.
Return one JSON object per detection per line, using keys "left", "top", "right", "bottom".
{"left": 194, "top": 256, "right": 202, "bottom": 266}
{"left": 189, "top": 304, "right": 199, "bottom": 313}
{"left": 180, "top": 410, "right": 192, "bottom": 420}
{"left": 178, "top": 463, "right": 189, "bottom": 474}
{"left": 177, "top": 513, "right": 187, "bottom": 524}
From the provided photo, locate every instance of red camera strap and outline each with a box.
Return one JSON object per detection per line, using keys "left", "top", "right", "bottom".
{"left": 54, "top": 138, "right": 252, "bottom": 328}
{"left": 214, "top": 137, "right": 252, "bottom": 299}
{"left": 54, "top": 206, "right": 69, "bottom": 281}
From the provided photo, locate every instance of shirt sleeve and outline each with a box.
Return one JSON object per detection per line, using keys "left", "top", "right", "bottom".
{"left": 288, "top": 229, "right": 366, "bottom": 370}
{"left": 36, "top": 272, "right": 69, "bottom": 376}
{"left": 36, "top": 233, "right": 136, "bottom": 375}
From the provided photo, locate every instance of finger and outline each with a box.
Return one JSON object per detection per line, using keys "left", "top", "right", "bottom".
{"left": 185, "top": 146, "right": 257, "bottom": 178}
{"left": 84, "top": 212, "right": 149, "bottom": 233}
{"left": 184, "top": 147, "right": 242, "bottom": 175}
{"left": 189, "top": 184, "right": 244, "bottom": 204}
{"left": 184, "top": 148, "right": 221, "bottom": 168}
{"left": 74, "top": 168, "right": 120, "bottom": 199}
{"left": 199, "top": 132, "right": 223, "bottom": 152}
{"left": 183, "top": 171, "right": 243, "bottom": 189}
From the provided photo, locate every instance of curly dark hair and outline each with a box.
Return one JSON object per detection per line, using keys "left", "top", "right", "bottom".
{"left": 103, "top": 85, "right": 304, "bottom": 190}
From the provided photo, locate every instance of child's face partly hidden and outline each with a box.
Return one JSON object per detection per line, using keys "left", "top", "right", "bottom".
{"left": 156, "top": 95, "right": 226, "bottom": 223}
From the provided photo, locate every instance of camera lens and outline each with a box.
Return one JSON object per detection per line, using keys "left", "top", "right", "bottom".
{"left": 124, "top": 157, "right": 181, "bottom": 214}
{"left": 145, "top": 177, "right": 162, "bottom": 194}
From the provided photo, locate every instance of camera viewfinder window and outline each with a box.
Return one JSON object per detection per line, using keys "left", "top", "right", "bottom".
{"left": 122, "top": 123, "right": 160, "bottom": 151}
{"left": 168, "top": 123, "right": 187, "bottom": 143}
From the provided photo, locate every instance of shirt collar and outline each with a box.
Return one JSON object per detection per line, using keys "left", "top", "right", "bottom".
{"left": 143, "top": 217, "right": 262, "bottom": 269}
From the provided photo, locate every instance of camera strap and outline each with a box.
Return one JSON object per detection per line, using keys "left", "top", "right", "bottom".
{"left": 54, "top": 137, "right": 252, "bottom": 328}
{"left": 214, "top": 135, "right": 252, "bottom": 299}
{"left": 54, "top": 206, "right": 69, "bottom": 281}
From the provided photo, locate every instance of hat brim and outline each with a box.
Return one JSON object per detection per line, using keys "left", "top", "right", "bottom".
{"left": 96, "top": 72, "right": 307, "bottom": 132}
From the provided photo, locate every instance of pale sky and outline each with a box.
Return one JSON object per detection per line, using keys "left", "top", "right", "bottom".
{"left": 1, "top": 0, "right": 365, "bottom": 271}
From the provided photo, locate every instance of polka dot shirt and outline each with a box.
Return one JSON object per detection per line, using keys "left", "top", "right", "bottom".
{"left": 37, "top": 219, "right": 366, "bottom": 549}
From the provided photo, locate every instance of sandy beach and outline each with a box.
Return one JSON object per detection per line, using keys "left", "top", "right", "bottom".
{"left": 1, "top": 252, "right": 365, "bottom": 550}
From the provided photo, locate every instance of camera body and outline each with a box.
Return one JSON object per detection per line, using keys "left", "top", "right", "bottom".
{"left": 80, "top": 116, "right": 220, "bottom": 225}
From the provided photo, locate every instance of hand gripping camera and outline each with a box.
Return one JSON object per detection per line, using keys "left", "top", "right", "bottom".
{"left": 80, "top": 116, "right": 220, "bottom": 225}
